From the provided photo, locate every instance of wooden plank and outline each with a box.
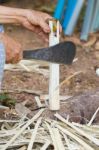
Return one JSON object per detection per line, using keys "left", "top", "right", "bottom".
{"left": 49, "top": 21, "right": 60, "bottom": 110}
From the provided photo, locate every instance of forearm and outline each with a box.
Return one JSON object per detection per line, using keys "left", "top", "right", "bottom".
{"left": 0, "top": 5, "right": 28, "bottom": 17}
{"left": 0, "top": 15, "right": 20, "bottom": 24}
{"left": 0, "top": 14, "right": 26, "bottom": 24}
{"left": 0, "top": 18, "right": 18, "bottom": 24}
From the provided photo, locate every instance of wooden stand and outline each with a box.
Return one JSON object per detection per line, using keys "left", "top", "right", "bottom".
{"left": 49, "top": 21, "right": 60, "bottom": 110}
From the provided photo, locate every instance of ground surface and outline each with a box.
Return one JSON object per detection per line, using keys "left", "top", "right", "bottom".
{"left": 0, "top": 0, "right": 99, "bottom": 122}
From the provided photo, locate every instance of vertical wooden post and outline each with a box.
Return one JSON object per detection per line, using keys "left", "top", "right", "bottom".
{"left": 49, "top": 20, "right": 60, "bottom": 110}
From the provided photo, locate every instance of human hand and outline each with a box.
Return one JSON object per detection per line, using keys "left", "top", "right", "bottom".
{"left": 0, "top": 6, "right": 62, "bottom": 41}
{"left": 20, "top": 10, "right": 62, "bottom": 42}
{"left": 18, "top": 16, "right": 49, "bottom": 42}
{"left": 1, "top": 33, "right": 22, "bottom": 64}
{"left": 26, "top": 10, "right": 52, "bottom": 33}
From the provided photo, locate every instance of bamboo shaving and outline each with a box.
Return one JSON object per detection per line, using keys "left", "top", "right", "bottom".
{"left": 0, "top": 109, "right": 99, "bottom": 150}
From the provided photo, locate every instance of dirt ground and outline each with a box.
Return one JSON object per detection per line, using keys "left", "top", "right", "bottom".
{"left": 0, "top": 0, "right": 99, "bottom": 122}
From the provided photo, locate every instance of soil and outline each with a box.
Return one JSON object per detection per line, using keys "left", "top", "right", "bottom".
{"left": 0, "top": 0, "right": 99, "bottom": 122}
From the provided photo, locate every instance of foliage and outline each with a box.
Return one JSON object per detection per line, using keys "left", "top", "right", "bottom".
{"left": 0, "top": 93, "right": 16, "bottom": 107}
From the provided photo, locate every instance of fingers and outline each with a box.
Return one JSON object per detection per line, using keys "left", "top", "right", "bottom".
{"left": 39, "top": 14, "right": 53, "bottom": 33}
{"left": 40, "top": 21, "right": 50, "bottom": 33}
{"left": 3, "top": 34, "right": 22, "bottom": 64}
{"left": 32, "top": 25, "right": 49, "bottom": 42}
{"left": 26, "top": 10, "right": 52, "bottom": 33}
{"left": 38, "top": 31, "right": 49, "bottom": 42}
{"left": 25, "top": 9, "right": 62, "bottom": 40}
{"left": 21, "top": 18, "right": 35, "bottom": 32}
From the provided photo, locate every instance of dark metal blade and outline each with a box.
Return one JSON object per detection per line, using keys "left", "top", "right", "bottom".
{"left": 23, "top": 41, "right": 76, "bottom": 65}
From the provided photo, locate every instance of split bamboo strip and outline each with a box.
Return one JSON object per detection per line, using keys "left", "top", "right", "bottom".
{"left": 64, "top": 0, "right": 84, "bottom": 35}
{"left": 2, "top": 109, "right": 44, "bottom": 150}
{"left": 62, "top": 133, "right": 71, "bottom": 150}
{"left": 54, "top": 0, "right": 66, "bottom": 20}
{"left": 27, "top": 117, "right": 42, "bottom": 150}
{"left": 40, "top": 140, "right": 51, "bottom": 150}
{"left": 56, "top": 71, "right": 83, "bottom": 89}
{"left": 45, "top": 122, "right": 58, "bottom": 150}
{"left": 52, "top": 127, "right": 65, "bottom": 150}
{"left": 88, "top": 107, "right": 99, "bottom": 126}
{"left": 49, "top": 71, "right": 83, "bottom": 98}
{"left": 55, "top": 113, "right": 99, "bottom": 146}
{"left": 56, "top": 124, "right": 94, "bottom": 150}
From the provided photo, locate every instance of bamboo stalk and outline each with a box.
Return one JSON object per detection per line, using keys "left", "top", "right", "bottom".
{"left": 49, "top": 20, "right": 60, "bottom": 110}
{"left": 80, "top": 0, "right": 95, "bottom": 40}
{"left": 54, "top": 0, "right": 66, "bottom": 20}
{"left": 63, "top": 0, "right": 84, "bottom": 35}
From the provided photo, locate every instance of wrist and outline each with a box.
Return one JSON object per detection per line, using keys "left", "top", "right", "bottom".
{"left": 24, "top": 9, "right": 35, "bottom": 19}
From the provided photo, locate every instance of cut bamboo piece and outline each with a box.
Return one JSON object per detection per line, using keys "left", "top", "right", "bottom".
{"left": 49, "top": 20, "right": 60, "bottom": 110}
{"left": 35, "top": 96, "right": 43, "bottom": 108}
